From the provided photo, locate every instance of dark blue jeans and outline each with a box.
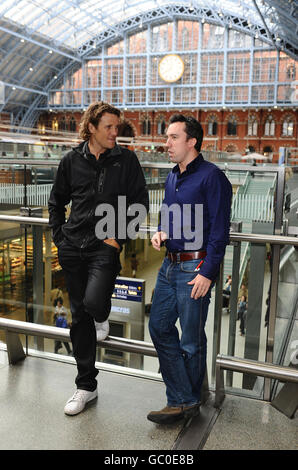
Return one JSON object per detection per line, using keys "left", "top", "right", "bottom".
{"left": 58, "top": 240, "right": 121, "bottom": 391}
{"left": 149, "top": 257, "right": 211, "bottom": 407}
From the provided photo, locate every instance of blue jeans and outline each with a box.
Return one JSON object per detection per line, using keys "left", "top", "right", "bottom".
{"left": 149, "top": 257, "right": 212, "bottom": 407}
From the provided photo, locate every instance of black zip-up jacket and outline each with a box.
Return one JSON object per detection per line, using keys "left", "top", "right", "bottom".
{"left": 48, "top": 141, "right": 149, "bottom": 249}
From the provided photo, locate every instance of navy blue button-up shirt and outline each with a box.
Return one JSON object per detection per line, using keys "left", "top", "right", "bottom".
{"left": 158, "top": 154, "right": 232, "bottom": 281}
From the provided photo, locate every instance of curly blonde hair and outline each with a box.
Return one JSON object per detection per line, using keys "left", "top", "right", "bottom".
{"left": 79, "top": 101, "right": 121, "bottom": 141}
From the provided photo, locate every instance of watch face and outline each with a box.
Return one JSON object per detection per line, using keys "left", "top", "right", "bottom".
{"left": 158, "top": 54, "right": 184, "bottom": 83}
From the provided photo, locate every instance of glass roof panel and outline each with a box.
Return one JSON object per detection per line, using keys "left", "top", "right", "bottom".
{"left": 0, "top": 0, "right": 296, "bottom": 51}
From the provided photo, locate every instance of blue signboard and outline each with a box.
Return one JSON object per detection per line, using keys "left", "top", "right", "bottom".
{"left": 112, "top": 278, "right": 143, "bottom": 302}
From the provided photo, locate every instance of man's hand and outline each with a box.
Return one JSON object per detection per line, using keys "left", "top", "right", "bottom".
{"left": 103, "top": 238, "right": 120, "bottom": 251}
{"left": 151, "top": 231, "right": 167, "bottom": 251}
{"left": 188, "top": 273, "right": 212, "bottom": 299}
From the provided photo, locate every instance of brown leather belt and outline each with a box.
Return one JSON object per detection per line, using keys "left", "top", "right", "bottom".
{"left": 167, "top": 250, "right": 207, "bottom": 263}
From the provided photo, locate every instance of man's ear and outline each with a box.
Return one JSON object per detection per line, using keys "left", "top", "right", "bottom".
{"left": 187, "top": 137, "right": 197, "bottom": 150}
{"left": 88, "top": 122, "right": 95, "bottom": 134}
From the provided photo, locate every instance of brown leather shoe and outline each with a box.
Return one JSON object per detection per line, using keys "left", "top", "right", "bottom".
{"left": 147, "top": 404, "right": 200, "bottom": 424}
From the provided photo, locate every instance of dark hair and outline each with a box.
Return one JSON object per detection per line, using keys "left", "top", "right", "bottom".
{"left": 79, "top": 101, "right": 121, "bottom": 141}
{"left": 169, "top": 114, "right": 204, "bottom": 152}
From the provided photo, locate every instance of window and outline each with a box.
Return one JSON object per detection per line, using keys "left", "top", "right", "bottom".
{"left": 59, "top": 116, "right": 67, "bottom": 131}
{"left": 282, "top": 118, "right": 294, "bottom": 136}
{"left": 203, "top": 24, "right": 224, "bottom": 49}
{"left": 157, "top": 119, "right": 166, "bottom": 135}
{"left": 207, "top": 119, "right": 218, "bottom": 136}
{"left": 287, "top": 65, "right": 296, "bottom": 80}
{"left": 226, "top": 144, "right": 237, "bottom": 153}
{"left": 227, "top": 117, "right": 237, "bottom": 136}
{"left": 264, "top": 117, "right": 275, "bottom": 136}
{"left": 201, "top": 54, "right": 223, "bottom": 83}
{"left": 142, "top": 119, "right": 151, "bottom": 135}
{"left": 248, "top": 119, "right": 258, "bottom": 136}
{"left": 69, "top": 117, "right": 76, "bottom": 132}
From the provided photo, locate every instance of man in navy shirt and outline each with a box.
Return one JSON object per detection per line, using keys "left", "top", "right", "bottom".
{"left": 147, "top": 114, "right": 232, "bottom": 424}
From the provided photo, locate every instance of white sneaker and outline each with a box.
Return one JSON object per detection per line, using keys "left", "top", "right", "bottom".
{"left": 64, "top": 389, "right": 98, "bottom": 416}
{"left": 94, "top": 319, "right": 109, "bottom": 341}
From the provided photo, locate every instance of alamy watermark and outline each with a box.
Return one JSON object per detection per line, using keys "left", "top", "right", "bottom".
{"left": 94, "top": 196, "right": 203, "bottom": 250}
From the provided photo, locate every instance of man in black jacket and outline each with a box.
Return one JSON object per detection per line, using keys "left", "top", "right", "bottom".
{"left": 48, "top": 102, "right": 149, "bottom": 415}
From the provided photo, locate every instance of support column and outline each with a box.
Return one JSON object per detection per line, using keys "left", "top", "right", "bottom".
{"left": 44, "top": 229, "right": 52, "bottom": 325}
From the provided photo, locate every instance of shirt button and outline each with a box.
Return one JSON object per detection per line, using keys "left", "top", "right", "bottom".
{"left": 176, "top": 188, "right": 178, "bottom": 191}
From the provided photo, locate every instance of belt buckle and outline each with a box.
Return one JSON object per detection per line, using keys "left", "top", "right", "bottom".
{"left": 176, "top": 253, "right": 181, "bottom": 263}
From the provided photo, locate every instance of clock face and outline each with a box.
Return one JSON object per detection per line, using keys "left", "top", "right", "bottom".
{"left": 158, "top": 54, "right": 184, "bottom": 83}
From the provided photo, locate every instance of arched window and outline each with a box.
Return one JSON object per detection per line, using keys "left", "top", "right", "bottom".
{"left": 181, "top": 27, "right": 190, "bottom": 49}
{"left": 142, "top": 119, "right": 151, "bottom": 135}
{"left": 263, "top": 146, "right": 273, "bottom": 156}
{"left": 157, "top": 118, "right": 166, "bottom": 135}
{"left": 227, "top": 116, "right": 237, "bottom": 136}
{"left": 282, "top": 117, "right": 294, "bottom": 137}
{"left": 286, "top": 64, "right": 296, "bottom": 80}
{"left": 207, "top": 119, "right": 218, "bottom": 136}
{"left": 69, "top": 117, "right": 76, "bottom": 132}
{"left": 59, "top": 116, "right": 67, "bottom": 131}
{"left": 264, "top": 116, "right": 275, "bottom": 136}
{"left": 248, "top": 118, "right": 258, "bottom": 136}
{"left": 52, "top": 119, "right": 58, "bottom": 132}
{"left": 226, "top": 144, "right": 237, "bottom": 153}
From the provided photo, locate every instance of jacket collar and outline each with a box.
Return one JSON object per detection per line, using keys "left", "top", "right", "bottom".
{"left": 74, "top": 141, "right": 122, "bottom": 161}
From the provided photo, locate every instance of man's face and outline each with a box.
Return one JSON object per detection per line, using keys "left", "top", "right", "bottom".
{"left": 89, "top": 112, "right": 119, "bottom": 151}
{"left": 165, "top": 121, "right": 195, "bottom": 164}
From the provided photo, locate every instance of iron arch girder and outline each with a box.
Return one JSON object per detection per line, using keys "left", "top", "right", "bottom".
{"left": 79, "top": 4, "right": 272, "bottom": 57}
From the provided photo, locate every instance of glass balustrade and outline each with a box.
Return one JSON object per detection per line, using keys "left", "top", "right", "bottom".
{"left": 0, "top": 154, "right": 297, "bottom": 402}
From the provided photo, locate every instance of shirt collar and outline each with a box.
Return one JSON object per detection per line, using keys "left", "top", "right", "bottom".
{"left": 173, "top": 153, "right": 204, "bottom": 175}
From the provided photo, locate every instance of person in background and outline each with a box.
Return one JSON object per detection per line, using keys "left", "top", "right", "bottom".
{"left": 54, "top": 298, "right": 72, "bottom": 355}
{"left": 237, "top": 295, "right": 247, "bottom": 336}
{"left": 222, "top": 277, "right": 232, "bottom": 313}
{"left": 130, "top": 253, "right": 139, "bottom": 278}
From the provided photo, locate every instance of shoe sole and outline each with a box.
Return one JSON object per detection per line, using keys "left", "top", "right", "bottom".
{"left": 184, "top": 405, "right": 201, "bottom": 419}
{"left": 147, "top": 412, "right": 184, "bottom": 425}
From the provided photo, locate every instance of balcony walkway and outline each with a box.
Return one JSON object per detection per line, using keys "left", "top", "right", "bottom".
{"left": 0, "top": 352, "right": 296, "bottom": 451}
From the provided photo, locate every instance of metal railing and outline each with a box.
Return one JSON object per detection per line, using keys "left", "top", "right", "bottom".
{"left": 215, "top": 354, "right": 298, "bottom": 408}
{"left": 0, "top": 317, "right": 157, "bottom": 365}
{"left": 0, "top": 160, "right": 294, "bottom": 401}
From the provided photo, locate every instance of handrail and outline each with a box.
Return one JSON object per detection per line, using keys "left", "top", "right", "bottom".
{"left": 0, "top": 318, "right": 157, "bottom": 364}
{"left": 216, "top": 354, "right": 298, "bottom": 382}
{"left": 0, "top": 214, "right": 298, "bottom": 246}
{"left": 215, "top": 354, "right": 298, "bottom": 408}
{"left": 0, "top": 158, "right": 286, "bottom": 172}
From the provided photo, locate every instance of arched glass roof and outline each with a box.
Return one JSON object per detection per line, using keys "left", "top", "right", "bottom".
{"left": 0, "top": 0, "right": 297, "bottom": 124}
{"left": 1, "top": 0, "right": 297, "bottom": 50}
